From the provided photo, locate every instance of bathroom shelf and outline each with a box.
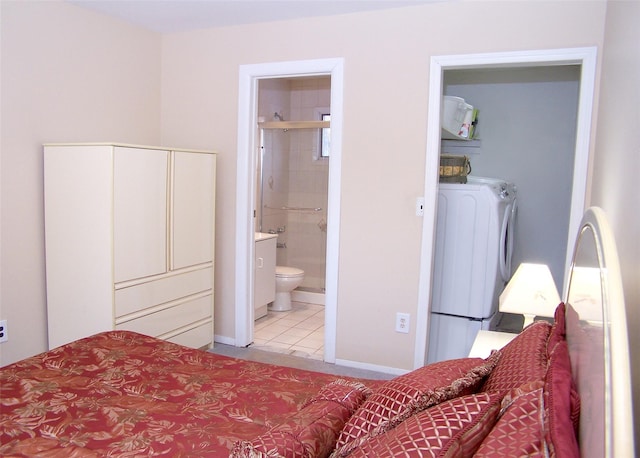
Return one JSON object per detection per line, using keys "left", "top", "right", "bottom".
{"left": 258, "top": 120, "right": 329, "bottom": 130}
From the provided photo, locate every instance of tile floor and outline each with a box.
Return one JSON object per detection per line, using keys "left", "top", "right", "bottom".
{"left": 252, "top": 301, "right": 324, "bottom": 360}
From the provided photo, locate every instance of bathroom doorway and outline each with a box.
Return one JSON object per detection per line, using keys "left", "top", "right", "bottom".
{"left": 257, "top": 76, "right": 330, "bottom": 297}
{"left": 235, "top": 58, "right": 344, "bottom": 363}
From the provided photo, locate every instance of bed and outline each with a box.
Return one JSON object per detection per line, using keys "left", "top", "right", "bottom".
{"left": 0, "top": 207, "right": 634, "bottom": 457}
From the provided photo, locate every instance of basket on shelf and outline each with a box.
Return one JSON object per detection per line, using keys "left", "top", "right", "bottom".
{"left": 439, "top": 155, "right": 471, "bottom": 183}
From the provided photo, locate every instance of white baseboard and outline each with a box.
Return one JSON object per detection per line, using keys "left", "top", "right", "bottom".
{"left": 214, "top": 334, "right": 236, "bottom": 346}
{"left": 334, "top": 358, "right": 408, "bottom": 377}
{"left": 291, "top": 289, "right": 325, "bottom": 305}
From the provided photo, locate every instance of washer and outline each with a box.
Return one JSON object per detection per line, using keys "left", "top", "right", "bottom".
{"left": 465, "top": 176, "right": 518, "bottom": 284}
{"left": 427, "top": 175, "right": 517, "bottom": 363}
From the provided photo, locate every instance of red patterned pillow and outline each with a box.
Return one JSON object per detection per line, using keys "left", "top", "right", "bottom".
{"left": 544, "top": 339, "right": 580, "bottom": 458}
{"left": 475, "top": 381, "right": 546, "bottom": 457}
{"left": 546, "top": 303, "right": 567, "bottom": 357}
{"left": 230, "top": 379, "right": 370, "bottom": 458}
{"left": 343, "top": 392, "right": 503, "bottom": 457}
{"left": 333, "top": 357, "right": 496, "bottom": 456}
{"left": 302, "top": 378, "right": 373, "bottom": 412}
{"left": 480, "top": 321, "right": 551, "bottom": 393}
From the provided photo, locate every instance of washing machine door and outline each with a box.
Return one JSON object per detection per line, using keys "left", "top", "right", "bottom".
{"left": 499, "top": 199, "right": 517, "bottom": 282}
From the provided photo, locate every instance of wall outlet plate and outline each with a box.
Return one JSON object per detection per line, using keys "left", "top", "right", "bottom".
{"left": 0, "top": 320, "right": 7, "bottom": 343}
{"left": 396, "top": 313, "right": 410, "bottom": 333}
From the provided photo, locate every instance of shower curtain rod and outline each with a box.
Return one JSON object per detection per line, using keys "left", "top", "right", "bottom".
{"left": 258, "top": 120, "right": 329, "bottom": 130}
{"left": 264, "top": 205, "right": 323, "bottom": 212}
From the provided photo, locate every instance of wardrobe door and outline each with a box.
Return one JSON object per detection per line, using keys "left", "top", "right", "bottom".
{"left": 172, "top": 151, "right": 215, "bottom": 270}
{"left": 44, "top": 144, "right": 115, "bottom": 349}
{"left": 113, "top": 147, "right": 169, "bottom": 283}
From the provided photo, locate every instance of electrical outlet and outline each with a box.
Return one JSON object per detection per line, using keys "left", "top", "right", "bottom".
{"left": 395, "top": 313, "right": 410, "bottom": 333}
{"left": 0, "top": 320, "right": 7, "bottom": 343}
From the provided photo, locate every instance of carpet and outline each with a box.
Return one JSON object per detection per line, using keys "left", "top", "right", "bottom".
{"left": 209, "top": 343, "right": 394, "bottom": 380}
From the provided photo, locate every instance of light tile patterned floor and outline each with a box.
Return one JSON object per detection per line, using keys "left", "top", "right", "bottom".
{"left": 252, "top": 302, "right": 324, "bottom": 360}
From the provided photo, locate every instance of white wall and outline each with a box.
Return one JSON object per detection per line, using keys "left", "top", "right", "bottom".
{"left": 590, "top": 0, "right": 640, "bottom": 439}
{"left": 0, "top": 1, "right": 162, "bottom": 365}
{"left": 159, "top": 1, "right": 607, "bottom": 370}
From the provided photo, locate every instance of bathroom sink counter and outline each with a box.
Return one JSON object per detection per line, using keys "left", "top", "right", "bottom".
{"left": 255, "top": 232, "right": 278, "bottom": 241}
{"left": 254, "top": 233, "right": 278, "bottom": 319}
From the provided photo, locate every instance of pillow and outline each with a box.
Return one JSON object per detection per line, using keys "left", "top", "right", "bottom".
{"left": 475, "top": 381, "right": 546, "bottom": 457}
{"left": 546, "top": 302, "right": 567, "bottom": 357}
{"left": 301, "top": 378, "right": 373, "bottom": 412}
{"left": 333, "top": 357, "right": 496, "bottom": 456}
{"left": 230, "top": 379, "right": 370, "bottom": 458}
{"left": 544, "top": 339, "right": 580, "bottom": 458}
{"left": 339, "top": 392, "right": 503, "bottom": 458}
{"left": 480, "top": 320, "right": 551, "bottom": 393}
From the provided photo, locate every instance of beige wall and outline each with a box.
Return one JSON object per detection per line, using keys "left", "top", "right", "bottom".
{"left": 590, "top": 0, "right": 640, "bottom": 438}
{"left": 159, "top": 1, "right": 607, "bottom": 370}
{"left": 0, "top": 1, "right": 162, "bottom": 364}
{"left": 0, "top": 0, "right": 619, "bottom": 371}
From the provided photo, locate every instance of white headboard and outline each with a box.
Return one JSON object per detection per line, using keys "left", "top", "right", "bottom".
{"left": 565, "top": 207, "right": 634, "bottom": 457}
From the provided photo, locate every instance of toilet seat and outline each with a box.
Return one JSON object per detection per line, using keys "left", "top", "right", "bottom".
{"left": 276, "top": 266, "right": 304, "bottom": 278}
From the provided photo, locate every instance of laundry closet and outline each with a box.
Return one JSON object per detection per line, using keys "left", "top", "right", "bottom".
{"left": 427, "top": 65, "right": 581, "bottom": 363}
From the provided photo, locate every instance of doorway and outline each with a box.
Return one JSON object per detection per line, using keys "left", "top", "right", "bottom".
{"left": 257, "top": 77, "right": 330, "bottom": 295}
{"left": 235, "top": 58, "right": 344, "bottom": 363}
{"left": 414, "top": 48, "right": 598, "bottom": 368}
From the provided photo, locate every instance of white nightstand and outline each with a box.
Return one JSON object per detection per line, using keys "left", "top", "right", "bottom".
{"left": 468, "top": 330, "right": 517, "bottom": 358}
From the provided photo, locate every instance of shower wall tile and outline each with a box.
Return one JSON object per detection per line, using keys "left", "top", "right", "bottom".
{"left": 258, "top": 78, "right": 290, "bottom": 120}
{"left": 258, "top": 80, "right": 291, "bottom": 235}
{"left": 257, "top": 77, "right": 330, "bottom": 290}
{"left": 282, "top": 77, "right": 331, "bottom": 289}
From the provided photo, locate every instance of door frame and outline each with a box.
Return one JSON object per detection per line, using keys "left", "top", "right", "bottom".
{"left": 414, "top": 47, "right": 598, "bottom": 368}
{"left": 235, "top": 58, "right": 344, "bottom": 363}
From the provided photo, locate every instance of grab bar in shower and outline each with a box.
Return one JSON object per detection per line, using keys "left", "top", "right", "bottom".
{"left": 264, "top": 205, "right": 323, "bottom": 212}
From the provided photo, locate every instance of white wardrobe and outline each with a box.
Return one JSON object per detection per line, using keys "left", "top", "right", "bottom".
{"left": 44, "top": 143, "right": 216, "bottom": 350}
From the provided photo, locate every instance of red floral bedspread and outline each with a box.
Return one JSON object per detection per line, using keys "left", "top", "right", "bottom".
{"left": 0, "top": 331, "right": 378, "bottom": 457}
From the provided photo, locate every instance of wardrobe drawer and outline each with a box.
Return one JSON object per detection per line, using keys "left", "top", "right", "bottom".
{"left": 115, "top": 294, "right": 212, "bottom": 337}
{"left": 115, "top": 267, "right": 212, "bottom": 317}
{"left": 166, "top": 321, "right": 213, "bottom": 349}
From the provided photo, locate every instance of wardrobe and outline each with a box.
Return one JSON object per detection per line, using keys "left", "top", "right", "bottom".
{"left": 44, "top": 144, "right": 216, "bottom": 349}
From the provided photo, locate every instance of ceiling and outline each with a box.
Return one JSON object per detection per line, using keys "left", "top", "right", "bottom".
{"left": 69, "top": 0, "right": 437, "bottom": 34}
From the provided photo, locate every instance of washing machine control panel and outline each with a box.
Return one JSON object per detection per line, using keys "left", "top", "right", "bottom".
{"left": 467, "top": 176, "right": 516, "bottom": 200}
{"left": 498, "top": 184, "right": 510, "bottom": 199}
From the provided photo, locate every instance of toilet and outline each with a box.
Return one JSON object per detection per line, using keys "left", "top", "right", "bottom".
{"left": 271, "top": 266, "right": 305, "bottom": 312}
